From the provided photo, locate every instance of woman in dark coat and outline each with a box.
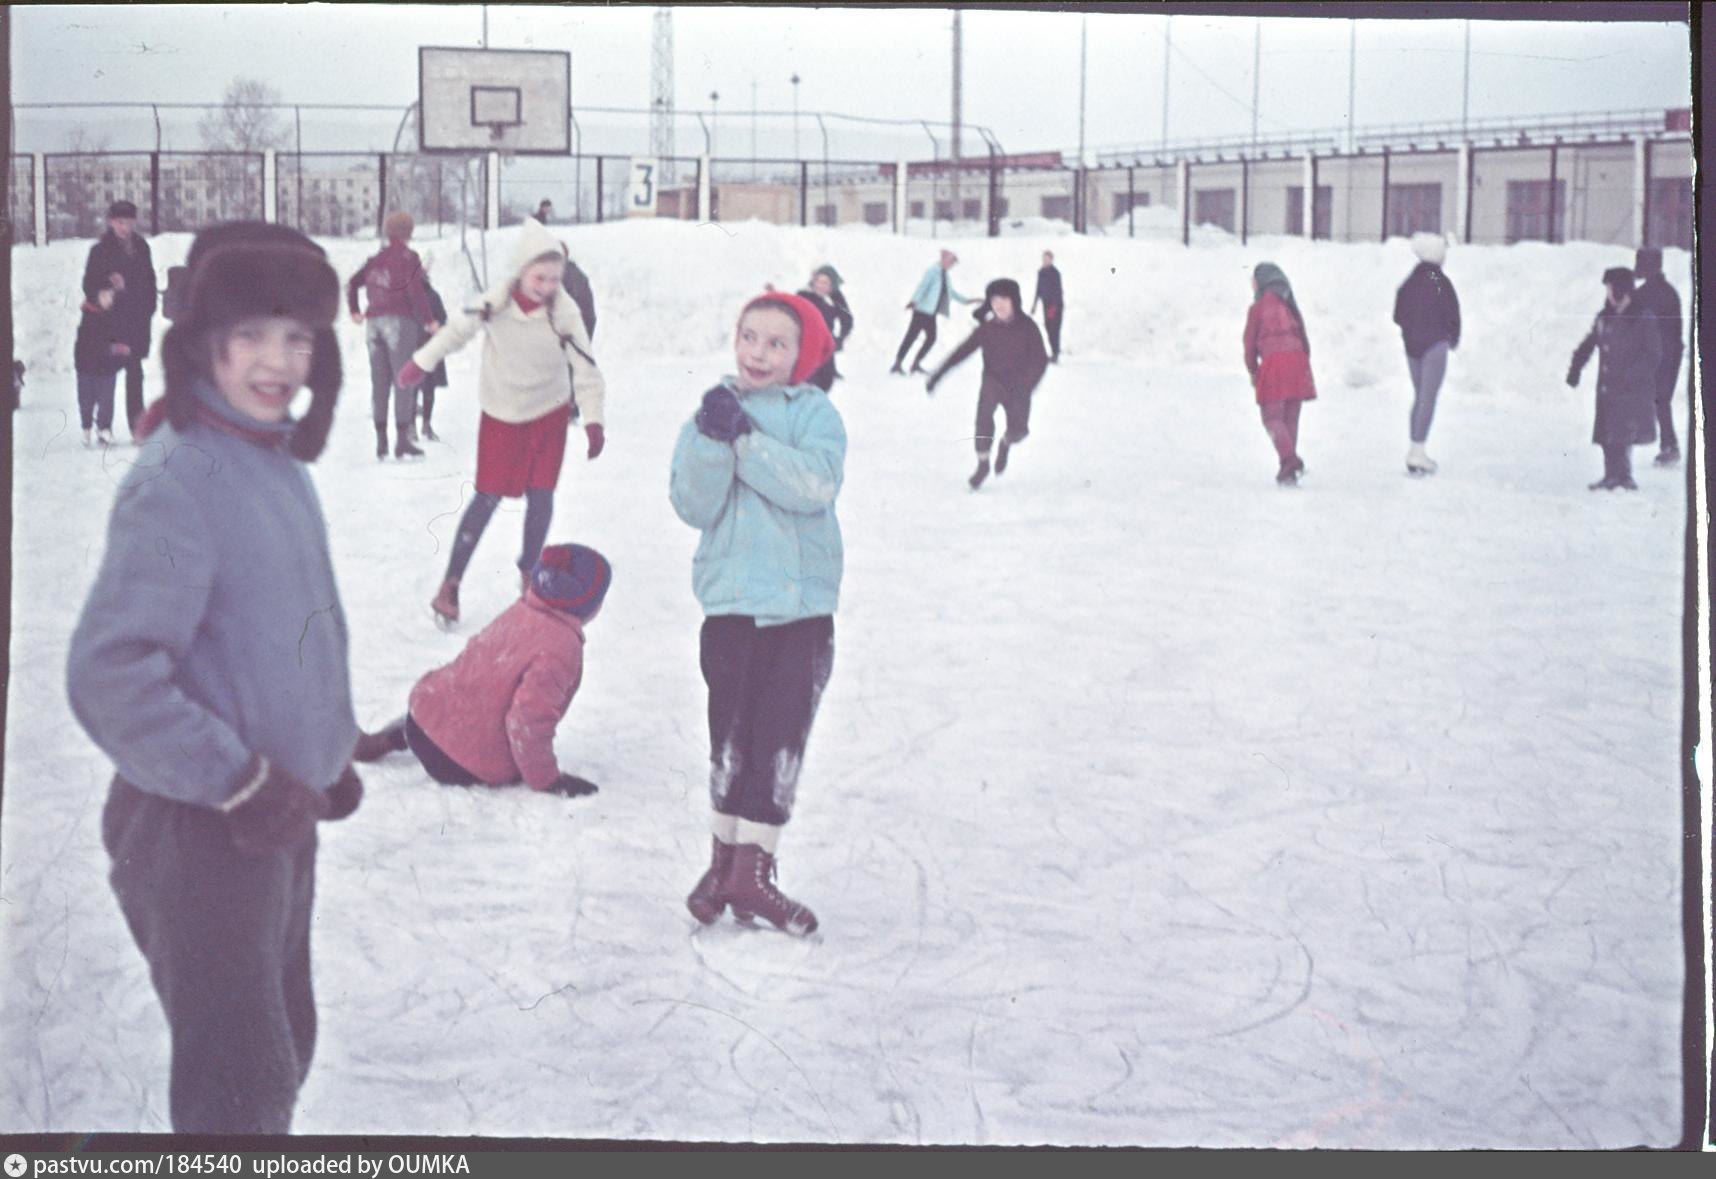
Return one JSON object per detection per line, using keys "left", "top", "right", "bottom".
{"left": 1242, "top": 262, "right": 1317, "bottom": 486}
{"left": 1567, "top": 267, "right": 1661, "bottom": 491}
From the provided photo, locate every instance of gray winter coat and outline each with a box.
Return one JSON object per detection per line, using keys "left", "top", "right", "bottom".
{"left": 1569, "top": 300, "right": 1662, "bottom": 447}
{"left": 67, "top": 382, "right": 358, "bottom": 807}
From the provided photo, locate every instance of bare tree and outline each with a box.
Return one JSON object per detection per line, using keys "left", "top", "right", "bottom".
{"left": 60, "top": 123, "right": 115, "bottom": 237}
{"left": 198, "top": 77, "right": 289, "bottom": 152}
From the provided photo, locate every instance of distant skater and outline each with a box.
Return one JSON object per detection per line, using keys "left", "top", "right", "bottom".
{"left": 890, "top": 249, "right": 978, "bottom": 375}
{"left": 1392, "top": 232, "right": 1461, "bottom": 476}
{"left": 1567, "top": 266, "right": 1660, "bottom": 491}
{"left": 1242, "top": 262, "right": 1317, "bottom": 487}
{"left": 795, "top": 265, "right": 853, "bottom": 390}
{"left": 1031, "top": 250, "right": 1064, "bottom": 362}
{"left": 1631, "top": 247, "right": 1683, "bottom": 467}
{"left": 925, "top": 277, "right": 1048, "bottom": 491}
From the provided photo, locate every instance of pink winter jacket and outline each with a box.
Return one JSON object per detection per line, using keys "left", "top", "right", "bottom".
{"left": 408, "top": 592, "right": 586, "bottom": 790}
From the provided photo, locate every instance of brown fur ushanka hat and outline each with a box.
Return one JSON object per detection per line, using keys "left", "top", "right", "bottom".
{"left": 161, "top": 222, "right": 343, "bottom": 461}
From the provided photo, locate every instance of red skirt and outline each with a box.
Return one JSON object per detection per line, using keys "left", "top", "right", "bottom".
{"left": 474, "top": 405, "right": 571, "bottom": 497}
{"left": 1253, "top": 350, "right": 1317, "bottom": 404}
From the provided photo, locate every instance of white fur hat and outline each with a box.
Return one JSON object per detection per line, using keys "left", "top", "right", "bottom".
{"left": 1411, "top": 232, "right": 1448, "bottom": 265}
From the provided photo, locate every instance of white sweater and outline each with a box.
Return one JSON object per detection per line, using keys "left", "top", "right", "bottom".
{"left": 412, "top": 221, "right": 606, "bottom": 426}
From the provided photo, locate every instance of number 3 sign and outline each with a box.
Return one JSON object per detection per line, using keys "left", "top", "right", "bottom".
{"left": 626, "top": 159, "right": 659, "bottom": 218}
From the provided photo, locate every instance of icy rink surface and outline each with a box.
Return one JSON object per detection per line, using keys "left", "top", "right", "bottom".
{"left": 1, "top": 221, "right": 1691, "bottom": 1146}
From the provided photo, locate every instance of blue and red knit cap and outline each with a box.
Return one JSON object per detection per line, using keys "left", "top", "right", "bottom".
{"left": 530, "top": 543, "right": 612, "bottom": 619}
{"left": 740, "top": 291, "right": 836, "bottom": 386}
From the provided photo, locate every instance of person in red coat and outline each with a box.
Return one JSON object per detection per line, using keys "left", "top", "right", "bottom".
{"left": 352, "top": 543, "right": 611, "bottom": 797}
{"left": 1242, "top": 261, "right": 1317, "bottom": 486}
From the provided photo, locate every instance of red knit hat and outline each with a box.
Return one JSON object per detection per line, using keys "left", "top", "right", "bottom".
{"left": 741, "top": 291, "right": 836, "bottom": 387}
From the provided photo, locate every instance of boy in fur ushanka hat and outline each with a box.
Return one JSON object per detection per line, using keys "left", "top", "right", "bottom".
{"left": 67, "top": 222, "right": 362, "bottom": 1134}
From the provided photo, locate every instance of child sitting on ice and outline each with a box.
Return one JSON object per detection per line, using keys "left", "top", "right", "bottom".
{"left": 669, "top": 292, "right": 842, "bottom": 937}
{"left": 354, "top": 543, "right": 611, "bottom": 797}
{"left": 924, "top": 277, "right": 1049, "bottom": 490}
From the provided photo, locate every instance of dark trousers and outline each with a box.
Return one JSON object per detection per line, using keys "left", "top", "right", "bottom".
{"left": 1259, "top": 399, "right": 1303, "bottom": 468}
{"left": 420, "top": 387, "right": 437, "bottom": 426}
{"left": 102, "top": 777, "right": 317, "bottom": 1134}
{"left": 974, "top": 377, "right": 1032, "bottom": 456}
{"left": 1042, "top": 303, "right": 1064, "bottom": 359}
{"left": 894, "top": 312, "right": 938, "bottom": 371}
{"left": 405, "top": 712, "right": 482, "bottom": 786}
{"left": 1601, "top": 443, "right": 1634, "bottom": 483}
{"left": 76, "top": 369, "right": 118, "bottom": 431}
{"left": 121, "top": 357, "right": 146, "bottom": 435}
{"left": 700, "top": 614, "right": 835, "bottom": 826}
{"left": 1654, "top": 355, "right": 1682, "bottom": 453}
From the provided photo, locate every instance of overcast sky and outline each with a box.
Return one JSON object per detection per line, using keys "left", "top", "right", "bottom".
{"left": 12, "top": 4, "right": 1693, "bottom": 157}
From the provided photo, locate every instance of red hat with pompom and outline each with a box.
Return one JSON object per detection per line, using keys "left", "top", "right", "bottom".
{"left": 741, "top": 291, "right": 836, "bottom": 387}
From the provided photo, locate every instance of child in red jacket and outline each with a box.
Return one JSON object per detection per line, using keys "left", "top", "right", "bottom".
{"left": 1242, "top": 261, "right": 1317, "bottom": 487}
{"left": 353, "top": 543, "right": 611, "bottom": 797}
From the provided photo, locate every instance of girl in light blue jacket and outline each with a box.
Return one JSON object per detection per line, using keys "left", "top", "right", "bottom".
{"left": 669, "top": 291, "right": 842, "bottom": 938}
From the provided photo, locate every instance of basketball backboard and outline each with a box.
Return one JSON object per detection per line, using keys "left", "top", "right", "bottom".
{"left": 419, "top": 46, "right": 571, "bottom": 154}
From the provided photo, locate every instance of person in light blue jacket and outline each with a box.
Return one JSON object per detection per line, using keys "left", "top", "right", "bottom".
{"left": 890, "top": 247, "right": 978, "bottom": 375}
{"left": 669, "top": 291, "right": 842, "bottom": 938}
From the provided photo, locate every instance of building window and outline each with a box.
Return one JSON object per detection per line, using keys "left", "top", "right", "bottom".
{"left": 1505, "top": 179, "right": 1566, "bottom": 243}
{"left": 961, "top": 198, "right": 981, "bottom": 220}
{"left": 1647, "top": 176, "right": 1692, "bottom": 250}
{"left": 1113, "top": 191, "right": 1151, "bottom": 219}
{"left": 909, "top": 200, "right": 925, "bottom": 218}
{"left": 863, "top": 201, "right": 889, "bottom": 226}
{"left": 1041, "top": 194, "right": 1072, "bottom": 220}
{"left": 934, "top": 199, "right": 954, "bottom": 220}
{"left": 815, "top": 203, "right": 837, "bottom": 227}
{"left": 1387, "top": 183, "right": 1442, "bottom": 237}
{"left": 1193, "top": 188, "right": 1236, "bottom": 233}
{"left": 1286, "top": 185, "right": 1333, "bottom": 238}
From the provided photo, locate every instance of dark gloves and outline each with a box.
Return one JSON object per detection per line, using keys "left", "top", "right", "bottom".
{"left": 324, "top": 764, "right": 364, "bottom": 821}
{"left": 924, "top": 371, "right": 941, "bottom": 396}
{"left": 542, "top": 773, "right": 600, "bottom": 798}
{"left": 585, "top": 422, "right": 605, "bottom": 460}
{"left": 397, "top": 360, "right": 426, "bottom": 388}
{"left": 696, "top": 385, "right": 752, "bottom": 443}
{"left": 1566, "top": 361, "right": 1582, "bottom": 388}
{"left": 220, "top": 755, "right": 329, "bottom": 854}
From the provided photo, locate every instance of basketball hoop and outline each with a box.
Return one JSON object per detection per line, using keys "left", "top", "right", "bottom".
{"left": 417, "top": 46, "right": 571, "bottom": 157}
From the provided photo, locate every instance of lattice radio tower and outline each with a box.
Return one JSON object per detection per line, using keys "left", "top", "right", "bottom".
{"left": 650, "top": 7, "right": 675, "bottom": 168}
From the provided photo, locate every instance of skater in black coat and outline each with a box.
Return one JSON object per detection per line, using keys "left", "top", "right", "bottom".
{"left": 418, "top": 278, "right": 450, "bottom": 441}
{"left": 925, "top": 277, "right": 1049, "bottom": 490}
{"left": 1567, "top": 266, "right": 1661, "bottom": 491}
{"left": 81, "top": 199, "right": 158, "bottom": 439}
{"left": 1631, "top": 247, "right": 1683, "bottom": 466}
{"left": 1030, "top": 250, "right": 1065, "bottom": 362}
{"left": 794, "top": 265, "right": 853, "bottom": 391}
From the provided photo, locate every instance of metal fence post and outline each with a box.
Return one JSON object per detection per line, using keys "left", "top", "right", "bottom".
{"left": 1636, "top": 135, "right": 1650, "bottom": 247}
{"left": 1380, "top": 147, "right": 1390, "bottom": 241}
{"left": 377, "top": 153, "right": 388, "bottom": 237}
{"left": 1127, "top": 166, "right": 1135, "bottom": 238}
{"left": 1240, "top": 156, "right": 1249, "bottom": 245}
{"left": 595, "top": 156, "right": 604, "bottom": 224}
{"left": 800, "top": 160, "right": 809, "bottom": 227}
{"left": 699, "top": 154, "right": 712, "bottom": 222}
{"left": 1179, "top": 159, "right": 1191, "bottom": 246}
{"left": 1462, "top": 144, "right": 1475, "bottom": 245}
{"left": 893, "top": 159, "right": 907, "bottom": 235}
{"left": 263, "top": 150, "right": 277, "bottom": 223}
{"left": 987, "top": 152, "right": 1000, "bottom": 238}
{"left": 149, "top": 152, "right": 160, "bottom": 235}
{"left": 33, "top": 153, "right": 46, "bottom": 245}
{"left": 485, "top": 150, "right": 500, "bottom": 231}
{"left": 1547, "top": 143, "right": 1559, "bottom": 244}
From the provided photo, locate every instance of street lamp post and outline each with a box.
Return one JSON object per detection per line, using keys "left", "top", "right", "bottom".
{"left": 710, "top": 90, "right": 720, "bottom": 158}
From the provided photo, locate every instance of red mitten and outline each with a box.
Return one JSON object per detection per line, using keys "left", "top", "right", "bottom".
{"left": 397, "top": 360, "right": 426, "bottom": 388}
{"left": 585, "top": 422, "right": 605, "bottom": 460}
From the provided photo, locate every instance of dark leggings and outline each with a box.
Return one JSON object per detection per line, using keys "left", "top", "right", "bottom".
{"left": 701, "top": 615, "right": 835, "bottom": 826}
{"left": 121, "top": 357, "right": 146, "bottom": 435}
{"left": 894, "top": 312, "right": 938, "bottom": 370}
{"left": 405, "top": 713, "right": 483, "bottom": 786}
{"left": 444, "top": 488, "right": 555, "bottom": 581}
{"left": 1601, "top": 443, "right": 1634, "bottom": 483}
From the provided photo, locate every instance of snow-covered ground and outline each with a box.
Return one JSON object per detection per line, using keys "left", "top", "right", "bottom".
{"left": 2, "top": 219, "right": 1694, "bottom": 1146}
